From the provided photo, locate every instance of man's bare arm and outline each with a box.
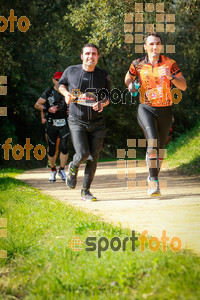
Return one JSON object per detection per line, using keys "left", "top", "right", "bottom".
{"left": 34, "top": 97, "right": 46, "bottom": 111}
{"left": 58, "top": 84, "right": 76, "bottom": 104}
{"left": 125, "top": 71, "right": 137, "bottom": 92}
{"left": 34, "top": 97, "right": 58, "bottom": 114}
{"left": 41, "top": 111, "right": 46, "bottom": 124}
{"left": 169, "top": 74, "right": 187, "bottom": 91}
{"left": 160, "top": 67, "right": 187, "bottom": 91}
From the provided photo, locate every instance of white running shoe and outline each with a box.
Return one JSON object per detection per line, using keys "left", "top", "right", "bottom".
{"left": 49, "top": 170, "right": 57, "bottom": 182}
{"left": 147, "top": 177, "right": 161, "bottom": 196}
{"left": 58, "top": 169, "right": 66, "bottom": 181}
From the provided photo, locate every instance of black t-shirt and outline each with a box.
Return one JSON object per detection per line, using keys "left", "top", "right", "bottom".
{"left": 41, "top": 86, "right": 68, "bottom": 120}
{"left": 58, "top": 64, "right": 111, "bottom": 122}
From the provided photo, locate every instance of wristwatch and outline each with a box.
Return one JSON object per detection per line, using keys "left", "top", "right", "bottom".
{"left": 170, "top": 74, "right": 176, "bottom": 81}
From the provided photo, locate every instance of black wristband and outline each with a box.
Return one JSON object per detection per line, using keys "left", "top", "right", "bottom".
{"left": 170, "top": 74, "right": 176, "bottom": 81}
{"left": 43, "top": 106, "right": 48, "bottom": 112}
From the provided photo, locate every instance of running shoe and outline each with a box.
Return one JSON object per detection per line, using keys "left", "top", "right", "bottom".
{"left": 58, "top": 168, "right": 66, "bottom": 181}
{"left": 66, "top": 162, "right": 78, "bottom": 189}
{"left": 49, "top": 169, "right": 57, "bottom": 182}
{"left": 147, "top": 177, "right": 161, "bottom": 196}
{"left": 81, "top": 188, "right": 97, "bottom": 202}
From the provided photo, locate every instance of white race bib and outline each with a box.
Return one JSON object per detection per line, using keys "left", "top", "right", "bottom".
{"left": 52, "top": 119, "right": 66, "bottom": 126}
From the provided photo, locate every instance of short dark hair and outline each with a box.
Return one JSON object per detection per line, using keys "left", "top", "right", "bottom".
{"left": 81, "top": 43, "right": 99, "bottom": 54}
{"left": 144, "top": 32, "right": 162, "bottom": 44}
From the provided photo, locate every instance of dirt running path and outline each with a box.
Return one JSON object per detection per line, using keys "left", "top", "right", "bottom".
{"left": 17, "top": 162, "right": 200, "bottom": 254}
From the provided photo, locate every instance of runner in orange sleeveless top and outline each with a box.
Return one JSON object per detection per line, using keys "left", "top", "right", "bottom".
{"left": 125, "top": 32, "right": 187, "bottom": 196}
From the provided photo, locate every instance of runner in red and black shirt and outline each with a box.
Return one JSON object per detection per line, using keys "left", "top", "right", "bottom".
{"left": 125, "top": 32, "right": 187, "bottom": 196}
{"left": 34, "top": 72, "right": 69, "bottom": 183}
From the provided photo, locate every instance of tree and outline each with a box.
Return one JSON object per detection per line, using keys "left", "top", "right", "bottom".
{"left": 0, "top": 0, "right": 83, "bottom": 165}
{"left": 65, "top": 0, "right": 200, "bottom": 148}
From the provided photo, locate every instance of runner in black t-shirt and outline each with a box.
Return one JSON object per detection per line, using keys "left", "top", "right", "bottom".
{"left": 34, "top": 72, "right": 70, "bottom": 182}
{"left": 58, "top": 43, "right": 110, "bottom": 201}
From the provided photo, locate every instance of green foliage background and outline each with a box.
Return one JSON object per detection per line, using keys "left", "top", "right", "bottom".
{"left": 0, "top": 0, "right": 199, "bottom": 165}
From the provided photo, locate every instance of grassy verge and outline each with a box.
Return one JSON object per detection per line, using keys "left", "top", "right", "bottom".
{"left": 167, "top": 120, "right": 200, "bottom": 175}
{"left": 0, "top": 168, "right": 24, "bottom": 178}
{"left": 0, "top": 170, "right": 200, "bottom": 299}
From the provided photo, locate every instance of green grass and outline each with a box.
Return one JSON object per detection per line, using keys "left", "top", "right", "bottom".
{"left": 0, "top": 170, "right": 200, "bottom": 299}
{"left": 167, "top": 120, "right": 200, "bottom": 175}
{"left": 0, "top": 168, "right": 24, "bottom": 178}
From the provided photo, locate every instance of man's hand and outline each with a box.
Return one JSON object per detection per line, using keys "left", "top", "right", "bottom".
{"left": 159, "top": 67, "right": 173, "bottom": 80}
{"left": 41, "top": 118, "right": 46, "bottom": 124}
{"left": 64, "top": 92, "right": 77, "bottom": 104}
{"left": 128, "top": 82, "right": 137, "bottom": 93}
{"left": 93, "top": 101, "right": 103, "bottom": 113}
{"left": 93, "top": 98, "right": 109, "bottom": 113}
{"left": 48, "top": 105, "right": 58, "bottom": 113}
{"left": 159, "top": 67, "right": 187, "bottom": 90}
{"left": 58, "top": 84, "right": 77, "bottom": 104}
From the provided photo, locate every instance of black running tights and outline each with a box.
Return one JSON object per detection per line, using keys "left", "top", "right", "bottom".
{"left": 137, "top": 104, "right": 173, "bottom": 180}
